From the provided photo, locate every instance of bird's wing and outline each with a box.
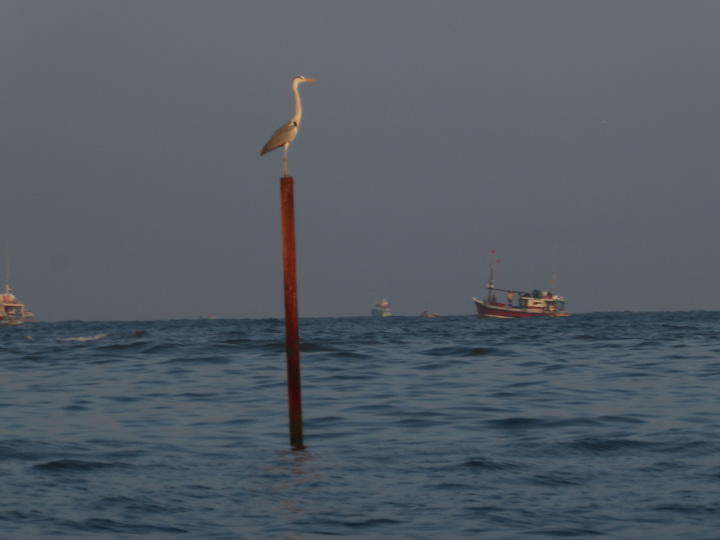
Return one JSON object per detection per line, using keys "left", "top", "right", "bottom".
{"left": 260, "top": 121, "right": 299, "bottom": 155}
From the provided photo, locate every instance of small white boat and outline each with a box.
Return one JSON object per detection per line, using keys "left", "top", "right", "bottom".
{"left": 371, "top": 298, "right": 392, "bottom": 317}
{"left": 1, "top": 284, "right": 34, "bottom": 325}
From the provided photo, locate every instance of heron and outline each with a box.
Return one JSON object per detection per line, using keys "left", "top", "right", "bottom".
{"left": 260, "top": 75, "right": 317, "bottom": 177}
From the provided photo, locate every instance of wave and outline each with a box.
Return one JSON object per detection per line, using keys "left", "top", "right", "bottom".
{"left": 60, "top": 333, "right": 112, "bottom": 342}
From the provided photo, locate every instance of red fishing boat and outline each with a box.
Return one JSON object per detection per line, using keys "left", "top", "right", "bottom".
{"left": 472, "top": 262, "right": 569, "bottom": 318}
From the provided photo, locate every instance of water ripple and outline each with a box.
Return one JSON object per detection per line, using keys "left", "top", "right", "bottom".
{"left": 0, "top": 313, "right": 719, "bottom": 538}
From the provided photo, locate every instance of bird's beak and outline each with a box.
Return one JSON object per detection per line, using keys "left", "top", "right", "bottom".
{"left": 305, "top": 78, "right": 317, "bottom": 82}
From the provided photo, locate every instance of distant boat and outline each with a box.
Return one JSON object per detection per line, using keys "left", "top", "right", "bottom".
{"left": 1, "top": 284, "right": 34, "bottom": 325}
{"left": 472, "top": 261, "right": 569, "bottom": 319}
{"left": 371, "top": 298, "right": 392, "bottom": 317}
{"left": 420, "top": 311, "right": 439, "bottom": 318}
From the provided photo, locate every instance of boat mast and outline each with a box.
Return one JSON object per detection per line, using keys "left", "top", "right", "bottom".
{"left": 4, "top": 257, "right": 10, "bottom": 295}
{"left": 486, "top": 261, "right": 495, "bottom": 302}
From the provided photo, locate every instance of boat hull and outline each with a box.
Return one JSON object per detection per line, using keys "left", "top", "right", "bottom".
{"left": 473, "top": 298, "right": 570, "bottom": 319}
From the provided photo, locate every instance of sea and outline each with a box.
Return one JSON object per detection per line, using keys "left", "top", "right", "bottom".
{"left": 1, "top": 311, "right": 719, "bottom": 539}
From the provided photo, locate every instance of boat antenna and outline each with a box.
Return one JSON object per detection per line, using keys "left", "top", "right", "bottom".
{"left": 550, "top": 245, "right": 559, "bottom": 293}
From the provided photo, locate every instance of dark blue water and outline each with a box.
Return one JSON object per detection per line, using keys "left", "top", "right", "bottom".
{"left": 1, "top": 312, "right": 719, "bottom": 538}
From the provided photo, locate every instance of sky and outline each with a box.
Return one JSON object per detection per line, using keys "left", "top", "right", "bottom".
{"left": 2, "top": 1, "right": 720, "bottom": 321}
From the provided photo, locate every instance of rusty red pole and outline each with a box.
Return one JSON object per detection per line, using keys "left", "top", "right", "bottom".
{"left": 280, "top": 175, "right": 304, "bottom": 450}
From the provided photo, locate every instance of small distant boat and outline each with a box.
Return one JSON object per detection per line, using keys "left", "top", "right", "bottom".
{"left": 472, "top": 261, "right": 569, "bottom": 319}
{"left": 1, "top": 284, "right": 34, "bottom": 325}
{"left": 420, "top": 311, "right": 439, "bottom": 318}
{"left": 371, "top": 298, "right": 392, "bottom": 317}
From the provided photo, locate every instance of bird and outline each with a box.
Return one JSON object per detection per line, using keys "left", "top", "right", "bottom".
{"left": 260, "top": 75, "right": 317, "bottom": 178}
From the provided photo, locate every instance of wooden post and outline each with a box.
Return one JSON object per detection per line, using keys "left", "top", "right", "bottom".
{"left": 280, "top": 175, "right": 304, "bottom": 450}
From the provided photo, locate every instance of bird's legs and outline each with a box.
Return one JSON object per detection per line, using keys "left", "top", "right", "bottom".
{"left": 283, "top": 143, "right": 289, "bottom": 178}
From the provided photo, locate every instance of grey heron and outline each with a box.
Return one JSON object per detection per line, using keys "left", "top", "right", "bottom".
{"left": 260, "top": 75, "right": 317, "bottom": 177}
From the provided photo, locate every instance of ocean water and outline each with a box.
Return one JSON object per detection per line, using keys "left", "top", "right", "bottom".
{"left": 1, "top": 312, "right": 719, "bottom": 539}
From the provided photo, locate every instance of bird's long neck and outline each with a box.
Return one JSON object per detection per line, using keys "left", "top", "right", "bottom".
{"left": 291, "top": 80, "right": 303, "bottom": 126}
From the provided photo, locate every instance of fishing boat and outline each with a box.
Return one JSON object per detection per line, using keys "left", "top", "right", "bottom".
{"left": 472, "top": 262, "right": 569, "bottom": 318}
{"left": 1, "top": 284, "right": 34, "bottom": 325}
{"left": 371, "top": 298, "right": 392, "bottom": 317}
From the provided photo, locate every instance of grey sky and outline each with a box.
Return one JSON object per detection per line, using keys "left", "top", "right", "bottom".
{"left": 2, "top": 1, "right": 719, "bottom": 321}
